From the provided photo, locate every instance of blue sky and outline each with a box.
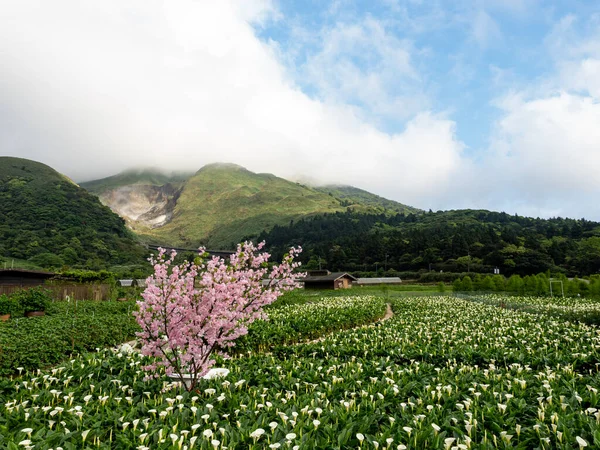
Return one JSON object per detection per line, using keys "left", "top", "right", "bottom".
{"left": 1, "top": 0, "right": 600, "bottom": 220}
{"left": 259, "top": 0, "right": 595, "bottom": 151}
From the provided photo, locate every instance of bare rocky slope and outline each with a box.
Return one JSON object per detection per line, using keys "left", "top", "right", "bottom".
{"left": 98, "top": 183, "right": 181, "bottom": 228}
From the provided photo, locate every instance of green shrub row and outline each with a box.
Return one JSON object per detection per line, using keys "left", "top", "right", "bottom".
{"left": 452, "top": 273, "right": 600, "bottom": 297}
{"left": 0, "top": 287, "right": 53, "bottom": 316}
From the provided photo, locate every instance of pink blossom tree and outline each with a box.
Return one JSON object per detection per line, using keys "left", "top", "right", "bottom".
{"left": 134, "top": 241, "right": 303, "bottom": 391}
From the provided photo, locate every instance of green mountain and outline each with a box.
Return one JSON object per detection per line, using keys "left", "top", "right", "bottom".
{"left": 315, "top": 185, "right": 421, "bottom": 214}
{"left": 121, "top": 163, "right": 347, "bottom": 248}
{"left": 82, "top": 163, "right": 419, "bottom": 249}
{"left": 259, "top": 209, "right": 600, "bottom": 277}
{"left": 0, "top": 157, "right": 147, "bottom": 270}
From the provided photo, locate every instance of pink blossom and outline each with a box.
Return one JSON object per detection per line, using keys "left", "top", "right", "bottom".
{"left": 134, "top": 242, "right": 304, "bottom": 390}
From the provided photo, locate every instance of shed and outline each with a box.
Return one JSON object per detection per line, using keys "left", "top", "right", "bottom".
{"left": 0, "top": 269, "right": 56, "bottom": 295}
{"left": 118, "top": 279, "right": 147, "bottom": 287}
{"left": 303, "top": 271, "right": 357, "bottom": 290}
{"left": 355, "top": 277, "right": 402, "bottom": 286}
{"left": 0, "top": 269, "right": 55, "bottom": 286}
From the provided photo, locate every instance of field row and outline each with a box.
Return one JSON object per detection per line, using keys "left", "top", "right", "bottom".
{"left": 458, "top": 293, "right": 600, "bottom": 326}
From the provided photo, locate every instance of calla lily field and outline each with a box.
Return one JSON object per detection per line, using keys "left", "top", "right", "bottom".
{"left": 1, "top": 289, "right": 600, "bottom": 448}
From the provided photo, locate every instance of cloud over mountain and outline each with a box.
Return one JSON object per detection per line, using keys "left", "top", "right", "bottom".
{"left": 1, "top": 1, "right": 599, "bottom": 219}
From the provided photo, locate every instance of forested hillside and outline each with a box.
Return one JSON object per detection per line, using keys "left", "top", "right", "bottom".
{"left": 259, "top": 209, "right": 600, "bottom": 276}
{"left": 0, "top": 157, "right": 147, "bottom": 270}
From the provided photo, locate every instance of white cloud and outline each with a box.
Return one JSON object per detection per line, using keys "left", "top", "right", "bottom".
{"left": 3, "top": 2, "right": 599, "bottom": 220}
{"left": 0, "top": 0, "right": 465, "bottom": 209}
{"left": 491, "top": 92, "right": 600, "bottom": 192}
{"left": 549, "top": 15, "right": 600, "bottom": 99}
{"left": 474, "top": 15, "right": 600, "bottom": 219}
{"left": 296, "top": 17, "right": 428, "bottom": 124}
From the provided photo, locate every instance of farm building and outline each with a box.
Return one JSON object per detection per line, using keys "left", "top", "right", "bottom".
{"left": 0, "top": 269, "right": 55, "bottom": 287}
{"left": 118, "top": 279, "right": 146, "bottom": 287}
{"left": 303, "top": 270, "right": 357, "bottom": 290}
{"left": 0, "top": 269, "right": 115, "bottom": 300}
{"left": 355, "top": 277, "right": 402, "bottom": 286}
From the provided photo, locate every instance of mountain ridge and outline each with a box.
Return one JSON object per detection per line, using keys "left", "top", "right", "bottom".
{"left": 81, "top": 164, "right": 419, "bottom": 248}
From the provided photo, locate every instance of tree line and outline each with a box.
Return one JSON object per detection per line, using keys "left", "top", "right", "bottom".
{"left": 259, "top": 209, "right": 600, "bottom": 277}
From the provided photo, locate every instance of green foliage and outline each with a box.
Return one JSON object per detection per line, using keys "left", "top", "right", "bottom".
{"left": 237, "top": 296, "right": 387, "bottom": 353}
{"left": 11, "top": 287, "right": 52, "bottom": 313}
{"left": 131, "top": 163, "right": 350, "bottom": 248}
{"left": 52, "top": 269, "right": 117, "bottom": 283}
{"left": 260, "top": 209, "right": 600, "bottom": 276}
{"left": 453, "top": 271, "right": 600, "bottom": 300}
{"left": 461, "top": 275, "right": 473, "bottom": 291}
{"left": 463, "top": 293, "right": 600, "bottom": 326}
{"left": 87, "top": 164, "right": 419, "bottom": 249}
{"left": 0, "top": 157, "right": 147, "bottom": 270}
{"left": 28, "top": 252, "right": 65, "bottom": 269}
{"left": 0, "top": 295, "right": 17, "bottom": 316}
{"left": 452, "top": 278, "right": 462, "bottom": 292}
{"left": 79, "top": 168, "right": 191, "bottom": 194}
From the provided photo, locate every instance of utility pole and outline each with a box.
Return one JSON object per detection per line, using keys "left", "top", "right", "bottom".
{"left": 385, "top": 254, "right": 388, "bottom": 271}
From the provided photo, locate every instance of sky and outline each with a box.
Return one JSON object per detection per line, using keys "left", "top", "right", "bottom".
{"left": 1, "top": 0, "right": 600, "bottom": 220}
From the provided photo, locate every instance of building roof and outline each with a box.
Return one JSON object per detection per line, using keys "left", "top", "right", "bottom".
{"left": 356, "top": 277, "right": 402, "bottom": 285}
{"left": 119, "top": 279, "right": 147, "bottom": 287}
{"left": 303, "top": 272, "right": 358, "bottom": 282}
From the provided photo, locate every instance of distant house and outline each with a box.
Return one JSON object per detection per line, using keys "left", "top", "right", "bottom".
{"left": 303, "top": 270, "right": 357, "bottom": 290}
{"left": 355, "top": 277, "right": 402, "bottom": 286}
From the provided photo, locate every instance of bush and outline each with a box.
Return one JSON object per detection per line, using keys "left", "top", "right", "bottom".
{"left": 12, "top": 286, "right": 52, "bottom": 313}
{"left": 0, "top": 295, "right": 18, "bottom": 316}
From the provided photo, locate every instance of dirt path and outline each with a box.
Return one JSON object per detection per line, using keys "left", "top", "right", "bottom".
{"left": 382, "top": 303, "right": 394, "bottom": 321}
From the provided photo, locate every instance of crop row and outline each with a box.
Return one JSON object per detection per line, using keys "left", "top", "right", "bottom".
{"left": 284, "top": 296, "right": 600, "bottom": 370}
{"left": 458, "top": 293, "right": 600, "bottom": 326}
{"left": 0, "top": 301, "right": 139, "bottom": 377}
{"left": 236, "top": 296, "right": 388, "bottom": 352}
